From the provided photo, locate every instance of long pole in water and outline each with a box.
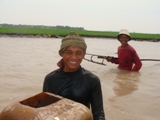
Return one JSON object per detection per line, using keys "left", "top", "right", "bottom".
{"left": 86, "top": 53, "right": 160, "bottom": 61}
{"left": 140, "top": 59, "right": 160, "bottom": 61}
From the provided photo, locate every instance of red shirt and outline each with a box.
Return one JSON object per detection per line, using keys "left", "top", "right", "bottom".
{"left": 111, "top": 44, "right": 142, "bottom": 71}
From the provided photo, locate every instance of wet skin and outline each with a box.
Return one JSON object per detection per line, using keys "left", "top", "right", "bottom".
{"left": 119, "top": 34, "right": 130, "bottom": 48}
{"left": 60, "top": 46, "right": 85, "bottom": 72}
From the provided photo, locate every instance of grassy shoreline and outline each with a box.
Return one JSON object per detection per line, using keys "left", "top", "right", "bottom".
{"left": 0, "top": 26, "right": 160, "bottom": 42}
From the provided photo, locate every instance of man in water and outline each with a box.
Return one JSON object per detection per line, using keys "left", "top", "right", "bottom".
{"left": 106, "top": 29, "right": 142, "bottom": 71}
{"left": 43, "top": 32, "right": 106, "bottom": 120}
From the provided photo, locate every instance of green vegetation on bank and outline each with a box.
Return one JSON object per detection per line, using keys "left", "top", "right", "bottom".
{"left": 0, "top": 26, "right": 118, "bottom": 37}
{"left": 0, "top": 24, "right": 160, "bottom": 41}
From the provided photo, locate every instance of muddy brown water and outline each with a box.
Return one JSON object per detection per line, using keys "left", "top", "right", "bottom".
{"left": 0, "top": 37, "right": 160, "bottom": 120}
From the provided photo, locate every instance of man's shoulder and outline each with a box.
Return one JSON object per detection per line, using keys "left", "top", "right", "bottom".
{"left": 45, "top": 69, "right": 59, "bottom": 79}
{"left": 81, "top": 68, "right": 99, "bottom": 80}
{"left": 81, "top": 67, "right": 93, "bottom": 74}
{"left": 127, "top": 44, "right": 136, "bottom": 51}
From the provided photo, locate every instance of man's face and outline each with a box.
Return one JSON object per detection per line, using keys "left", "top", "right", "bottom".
{"left": 61, "top": 45, "right": 85, "bottom": 72}
{"left": 119, "top": 34, "right": 129, "bottom": 46}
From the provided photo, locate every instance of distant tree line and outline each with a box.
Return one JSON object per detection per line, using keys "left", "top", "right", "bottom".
{"left": 0, "top": 23, "right": 85, "bottom": 30}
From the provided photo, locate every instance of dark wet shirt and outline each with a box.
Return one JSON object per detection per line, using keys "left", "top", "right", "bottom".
{"left": 43, "top": 66, "right": 105, "bottom": 120}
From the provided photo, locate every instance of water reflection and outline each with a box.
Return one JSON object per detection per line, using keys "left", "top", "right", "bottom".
{"left": 113, "top": 70, "right": 141, "bottom": 97}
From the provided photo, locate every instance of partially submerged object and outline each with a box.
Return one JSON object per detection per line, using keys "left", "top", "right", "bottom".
{"left": 0, "top": 92, "right": 93, "bottom": 120}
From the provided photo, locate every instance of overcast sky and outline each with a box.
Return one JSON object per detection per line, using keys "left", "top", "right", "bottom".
{"left": 0, "top": 0, "right": 160, "bottom": 34}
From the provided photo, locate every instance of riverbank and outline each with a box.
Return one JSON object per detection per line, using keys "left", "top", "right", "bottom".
{"left": 0, "top": 26, "right": 160, "bottom": 42}
{"left": 0, "top": 33, "right": 159, "bottom": 42}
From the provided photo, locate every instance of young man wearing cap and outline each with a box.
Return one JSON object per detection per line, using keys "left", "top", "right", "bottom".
{"left": 106, "top": 29, "right": 142, "bottom": 71}
{"left": 43, "top": 32, "right": 106, "bottom": 120}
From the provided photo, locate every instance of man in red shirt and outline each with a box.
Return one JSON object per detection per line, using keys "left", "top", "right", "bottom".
{"left": 106, "top": 29, "right": 142, "bottom": 71}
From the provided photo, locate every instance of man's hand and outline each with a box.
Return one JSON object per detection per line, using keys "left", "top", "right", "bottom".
{"left": 106, "top": 57, "right": 112, "bottom": 62}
